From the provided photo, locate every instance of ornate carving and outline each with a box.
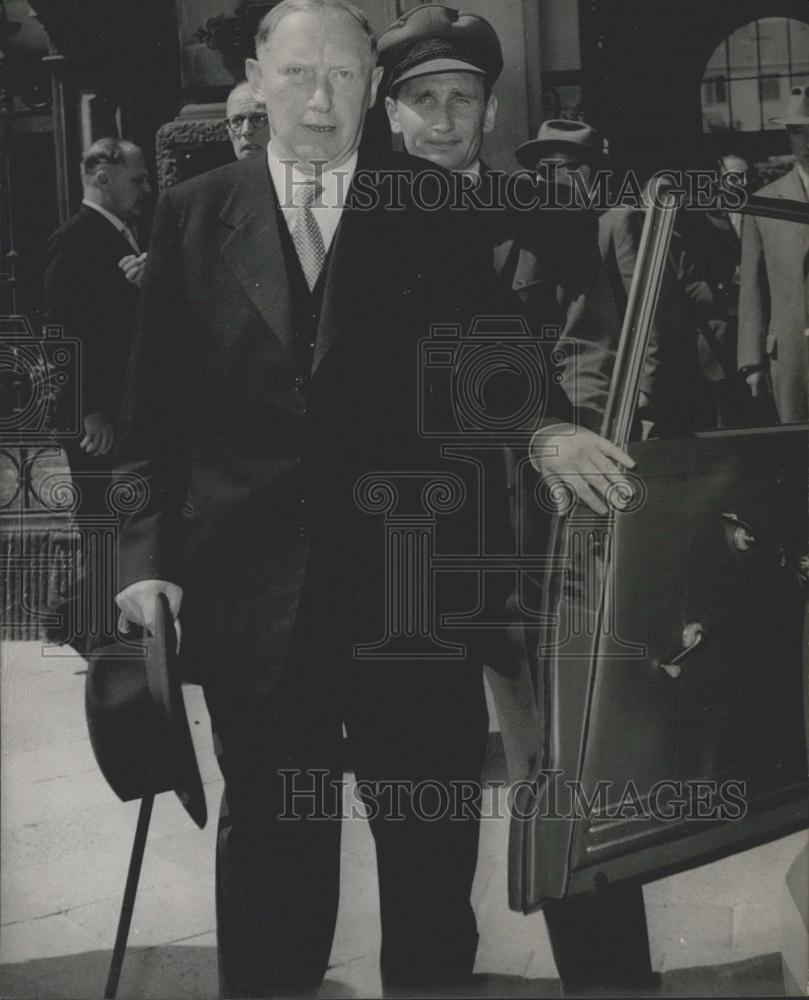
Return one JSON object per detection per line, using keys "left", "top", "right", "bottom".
{"left": 155, "top": 116, "right": 230, "bottom": 190}
{"left": 193, "top": 1, "right": 277, "bottom": 80}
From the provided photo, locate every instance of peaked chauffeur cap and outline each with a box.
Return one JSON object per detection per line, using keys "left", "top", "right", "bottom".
{"left": 378, "top": 3, "right": 503, "bottom": 92}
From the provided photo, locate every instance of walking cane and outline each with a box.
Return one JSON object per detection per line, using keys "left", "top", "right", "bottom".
{"left": 85, "top": 594, "right": 207, "bottom": 999}
{"left": 104, "top": 794, "right": 155, "bottom": 999}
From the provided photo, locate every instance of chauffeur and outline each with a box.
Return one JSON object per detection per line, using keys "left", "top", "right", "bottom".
{"left": 380, "top": 2, "right": 620, "bottom": 476}
{"left": 114, "top": 1, "right": 632, "bottom": 995}
{"left": 379, "top": 6, "right": 658, "bottom": 995}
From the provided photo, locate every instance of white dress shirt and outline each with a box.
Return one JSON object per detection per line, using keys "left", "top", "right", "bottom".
{"left": 267, "top": 144, "right": 357, "bottom": 254}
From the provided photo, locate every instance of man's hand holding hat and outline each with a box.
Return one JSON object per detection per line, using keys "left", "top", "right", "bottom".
{"left": 117, "top": 579, "right": 183, "bottom": 637}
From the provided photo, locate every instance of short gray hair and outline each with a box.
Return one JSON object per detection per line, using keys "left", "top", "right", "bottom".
{"left": 255, "top": 0, "right": 377, "bottom": 58}
{"left": 81, "top": 137, "right": 137, "bottom": 177}
{"left": 227, "top": 80, "right": 266, "bottom": 106}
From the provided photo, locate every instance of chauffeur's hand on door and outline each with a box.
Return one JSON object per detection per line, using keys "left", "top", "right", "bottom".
{"left": 529, "top": 423, "right": 636, "bottom": 516}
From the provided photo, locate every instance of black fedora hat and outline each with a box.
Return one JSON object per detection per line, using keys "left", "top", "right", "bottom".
{"left": 85, "top": 593, "right": 207, "bottom": 828}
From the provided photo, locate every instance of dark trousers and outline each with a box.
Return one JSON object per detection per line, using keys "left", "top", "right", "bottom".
{"left": 543, "top": 881, "right": 654, "bottom": 992}
{"left": 204, "top": 570, "right": 344, "bottom": 999}
{"left": 206, "top": 667, "right": 343, "bottom": 998}
{"left": 204, "top": 579, "right": 489, "bottom": 998}
{"left": 346, "top": 659, "right": 489, "bottom": 994}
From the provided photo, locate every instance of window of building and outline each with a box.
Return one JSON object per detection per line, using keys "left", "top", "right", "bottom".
{"left": 701, "top": 17, "right": 809, "bottom": 133}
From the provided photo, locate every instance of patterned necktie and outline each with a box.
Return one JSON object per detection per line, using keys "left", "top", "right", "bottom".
{"left": 292, "top": 180, "right": 326, "bottom": 291}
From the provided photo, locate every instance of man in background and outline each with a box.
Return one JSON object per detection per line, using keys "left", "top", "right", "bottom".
{"left": 45, "top": 136, "right": 151, "bottom": 516}
{"left": 669, "top": 136, "right": 753, "bottom": 428}
{"left": 44, "top": 137, "right": 151, "bottom": 652}
{"left": 598, "top": 176, "right": 689, "bottom": 436}
{"left": 511, "top": 118, "right": 619, "bottom": 428}
{"left": 738, "top": 84, "right": 809, "bottom": 424}
{"left": 224, "top": 79, "right": 270, "bottom": 160}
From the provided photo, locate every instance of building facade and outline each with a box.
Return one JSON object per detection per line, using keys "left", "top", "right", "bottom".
{"left": 2, "top": 0, "right": 808, "bottom": 319}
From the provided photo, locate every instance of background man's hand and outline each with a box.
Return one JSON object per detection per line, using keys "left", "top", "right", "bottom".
{"left": 116, "top": 579, "right": 183, "bottom": 635}
{"left": 745, "top": 369, "right": 772, "bottom": 399}
{"left": 119, "top": 252, "right": 148, "bottom": 288}
{"left": 80, "top": 411, "right": 114, "bottom": 455}
{"left": 529, "top": 424, "right": 636, "bottom": 516}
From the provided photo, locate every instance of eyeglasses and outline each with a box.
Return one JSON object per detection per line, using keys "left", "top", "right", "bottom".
{"left": 226, "top": 112, "right": 269, "bottom": 132}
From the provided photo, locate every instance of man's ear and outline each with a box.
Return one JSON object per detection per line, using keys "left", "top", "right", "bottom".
{"left": 246, "top": 58, "right": 263, "bottom": 95}
{"left": 96, "top": 169, "right": 109, "bottom": 187}
{"left": 368, "top": 65, "right": 384, "bottom": 107}
{"left": 385, "top": 96, "right": 403, "bottom": 135}
{"left": 483, "top": 94, "right": 498, "bottom": 134}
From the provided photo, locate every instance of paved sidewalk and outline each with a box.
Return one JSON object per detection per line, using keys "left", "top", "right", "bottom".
{"left": 1, "top": 641, "right": 802, "bottom": 998}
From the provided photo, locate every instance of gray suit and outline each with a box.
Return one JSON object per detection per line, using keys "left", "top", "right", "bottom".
{"left": 738, "top": 165, "right": 809, "bottom": 424}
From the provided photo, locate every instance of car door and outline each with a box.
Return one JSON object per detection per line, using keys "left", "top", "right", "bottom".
{"left": 508, "top": 189, "right": 809, "bottom": 914}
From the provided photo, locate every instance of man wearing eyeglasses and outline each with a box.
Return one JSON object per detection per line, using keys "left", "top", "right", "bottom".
{"left": 225, "top": 80, "right": 270, "bottom": 160}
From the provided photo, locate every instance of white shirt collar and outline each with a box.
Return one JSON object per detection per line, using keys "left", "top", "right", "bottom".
{"left": 82, "top": 199, "right": 140, "bottom": 252}
{"left": 266, "top": 143, "right": 357, "bottom": 252}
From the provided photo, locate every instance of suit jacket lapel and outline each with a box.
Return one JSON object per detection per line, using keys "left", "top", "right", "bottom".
{"left": 79, "top": 204, "right": 137, "bottom": 259}
{"left": 220, "top": 154, "right": 296, "bottom": 355}
{"left": 781, "top": 164, "right": 808, "bottom": 204}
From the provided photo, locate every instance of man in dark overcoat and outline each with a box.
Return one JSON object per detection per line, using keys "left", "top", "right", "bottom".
{"left": 43, "top": 138, "right": 150, "bottom": 651}
{"left": 113, "top": 2, "right": 629, "bottom": 996}
{"left": 44, "top": 137, "right": 151, "bottom": 515}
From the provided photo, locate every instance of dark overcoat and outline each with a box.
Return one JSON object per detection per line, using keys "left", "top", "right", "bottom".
{"left": 115, "top": 150, "right": 569, "bottom": 696}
